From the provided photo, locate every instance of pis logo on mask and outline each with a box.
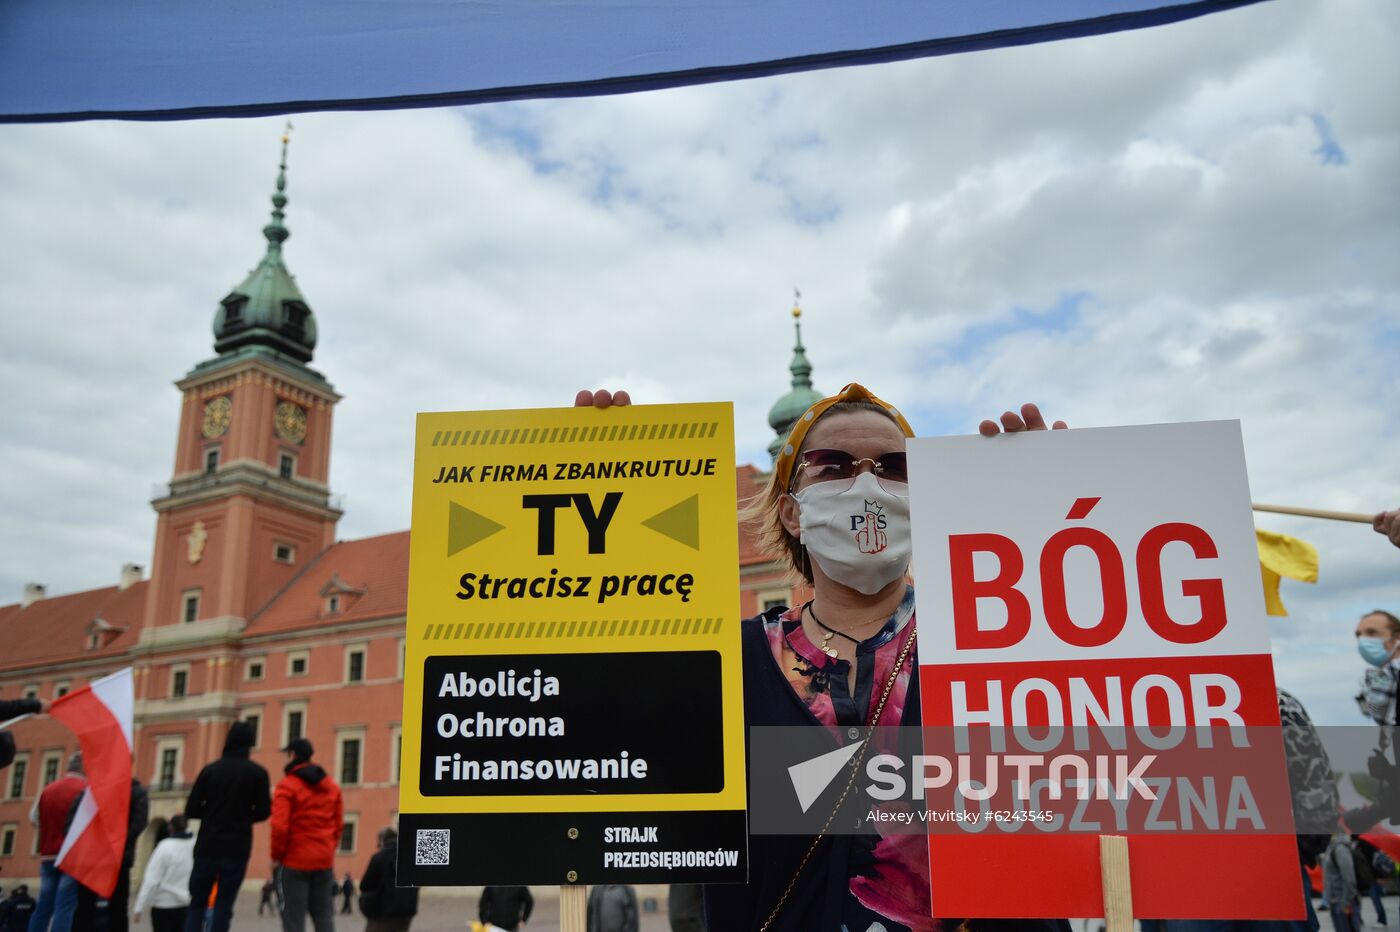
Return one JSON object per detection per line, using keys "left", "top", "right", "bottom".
{"left": 851, "top": 501, "right": 888, "bottom": 554}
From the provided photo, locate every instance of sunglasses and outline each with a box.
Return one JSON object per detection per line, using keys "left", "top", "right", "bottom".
{"left": 792, "top": 448, "right": 909, "bottom": 487}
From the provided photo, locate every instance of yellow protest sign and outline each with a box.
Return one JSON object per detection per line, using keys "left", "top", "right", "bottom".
{"left": 398, "top": 402, "right": 747, "bottom": 886}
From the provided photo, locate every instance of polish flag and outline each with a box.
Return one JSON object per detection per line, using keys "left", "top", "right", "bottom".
{"left": 52, "top": 668, "right": 134, "bottom": 898}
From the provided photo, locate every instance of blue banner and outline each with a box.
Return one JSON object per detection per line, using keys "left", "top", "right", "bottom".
{"left": 0, "top": 1, "right": 1268, "bottom": 123}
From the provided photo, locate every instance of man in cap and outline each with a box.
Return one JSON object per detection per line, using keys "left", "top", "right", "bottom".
{"left": 271, "top": 737, "right": 344, "bottom": 932}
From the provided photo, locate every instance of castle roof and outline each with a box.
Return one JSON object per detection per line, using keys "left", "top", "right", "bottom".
{"left": 0, "top": 581, "right": 146, "bottom": 674}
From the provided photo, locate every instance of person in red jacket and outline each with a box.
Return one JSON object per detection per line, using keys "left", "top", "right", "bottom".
{"left": 28, "top": 751, "right": 84, "bottom": 932}
{"left": 271, "top": 738, "right": 343, "bottom": 932}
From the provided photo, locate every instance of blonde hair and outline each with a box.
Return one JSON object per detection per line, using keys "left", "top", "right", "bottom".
{"left": 744, "top": 400, "right": 901, "bottom": 583}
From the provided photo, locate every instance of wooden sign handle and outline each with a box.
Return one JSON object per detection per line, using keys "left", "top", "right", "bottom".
{"left": 1252, "top": 502, "right": 1372, "bottom": 523}
{"left": 1099, "top": 835, "right": 1133, "bottom": 932}
{"left": 561, "top": 884, "right": 587, "bottom": 932}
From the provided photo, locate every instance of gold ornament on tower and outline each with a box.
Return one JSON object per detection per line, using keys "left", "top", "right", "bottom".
{"left": 187, "top": 520, "right": 208, "bottom": 564}
{"left": 275, "top": 401, "right": 308, "bottom": 444}
{"left": 202, "top": 396, "right": 232, "bottom": 438}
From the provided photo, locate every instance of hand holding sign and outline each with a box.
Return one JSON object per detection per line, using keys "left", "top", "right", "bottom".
{"left": 1375, "top": 507, "right": 1400, "bottom": 550}
{"left": 574, "top": 388, "right": 632, "bottom": 408}
{"left": 977, "top": 401, "right": 1068, "bottom": 437}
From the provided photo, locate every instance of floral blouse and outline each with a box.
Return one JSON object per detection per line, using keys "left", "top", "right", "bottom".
{"left": 762, "top": 585, "right": 935, "bottom": 932}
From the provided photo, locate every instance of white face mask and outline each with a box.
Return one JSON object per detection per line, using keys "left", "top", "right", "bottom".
{"left": 791, "top": 471, "right": 911, "bottom": 595}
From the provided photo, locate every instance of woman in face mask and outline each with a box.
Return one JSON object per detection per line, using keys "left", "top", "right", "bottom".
{"left": 576, "top": 384, "right": 1066, "bottom": 932}
{"left": 1356, "top": 610, "right": 1400, "bottom": 725}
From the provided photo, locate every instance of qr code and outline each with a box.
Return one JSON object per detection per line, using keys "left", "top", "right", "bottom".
{"left": 415, "top": 828, "right": 450, "bottom": 866}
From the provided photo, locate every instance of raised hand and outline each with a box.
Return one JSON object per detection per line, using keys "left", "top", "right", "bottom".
{"left": 1375, "top": 508, "right": 1400, "bottom": 550}
{"left": 978, "top": 402, "right": 1068, "bottom": 437}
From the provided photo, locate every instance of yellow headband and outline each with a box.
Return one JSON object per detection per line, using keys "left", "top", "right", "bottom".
{"left": 773, "top": 382, "right": 915, "bottom": 490}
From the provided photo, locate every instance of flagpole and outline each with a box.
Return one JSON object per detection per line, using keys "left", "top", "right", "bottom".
{"left": 0, "top": 714, "right": 32, "bottom": 730}
{"left": 1252, "top": 503, "right": 1372, "bottom": 524}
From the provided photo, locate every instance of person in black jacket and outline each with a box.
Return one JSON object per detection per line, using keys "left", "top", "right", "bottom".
{"left": 67, "top": 777, "right": 149, "bottom": 932}
{"left": 0, "top": 885, "right": 36, "bottom": 932}
{"left": 0, "top": 697, "right": 44, "bottom": 719}
{"left": 586, "top": 884, "right": 638, "bottom": 932}
{"left": 0, "top": 696, "right": 44, "bottom": 770}
{"left": 478, "top": 886, "right": 533, "bottom": 931}
{"left": 359, "top": 827, "right": 418, "bottom": 932}
{"left": 182, "top": 720, "right": 271, "bottom": 932}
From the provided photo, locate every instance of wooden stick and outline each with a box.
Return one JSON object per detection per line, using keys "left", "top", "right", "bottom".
{"left": 560, "top": 884, "right": 587, "bottom": 932}
{"left": 1253, "top": 503, "right": 1372, "bottom": 524}
{"left": 1099, "top": 835, "right": 1133, "bottom": 932}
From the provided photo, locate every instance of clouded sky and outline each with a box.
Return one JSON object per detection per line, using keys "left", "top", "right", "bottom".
{"left": 0, "top": 0, "right": 1395, "bottom": 723}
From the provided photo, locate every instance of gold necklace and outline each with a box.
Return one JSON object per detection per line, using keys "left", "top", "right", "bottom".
{"left": 804, "top": 601, "right": 890, "bottom": 659}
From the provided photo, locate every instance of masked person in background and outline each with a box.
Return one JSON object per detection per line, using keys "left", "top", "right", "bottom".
{"left": 1348, "top": 610, "right": 1400, "bottom": 834}
{"left": 1356, "top": 610, "right": 1400, "bottom": 726}
{"left": 577, "top": 385, "right": 1068, "bottom": 932}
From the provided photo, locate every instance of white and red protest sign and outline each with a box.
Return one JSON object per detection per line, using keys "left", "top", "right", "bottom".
{"left": 908, "top": 420, "right": 1299, "bottom": 919}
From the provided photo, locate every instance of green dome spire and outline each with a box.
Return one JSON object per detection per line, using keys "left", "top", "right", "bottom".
{"left": 767, "top": 292, "right": 823, "bottom": 460}
{"left": 212, "top": 124, "right": 318, "bottom": 364}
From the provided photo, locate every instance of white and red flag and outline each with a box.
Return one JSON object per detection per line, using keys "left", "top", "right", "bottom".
{"left": 52, "top": 667, "right": 134, "bottom": 898}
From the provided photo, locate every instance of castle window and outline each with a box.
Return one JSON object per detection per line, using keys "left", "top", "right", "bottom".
{"left": 287, "top": 650, "right": 309, "bottom": 677}
{"left": 42, "top": 752, "right": 61, "bottom": 787}
{"left": 274, "top": 543, "right": 296, "bottom": 564}
{"left": 204, "top": 448, "right": 220, "bottom": 474}
{"left": 159, "top": 748, "right": 179, "bottom": 790}
{"left": 338, "top": 734, "right": 363, "bottom": 786}
{"left": 6, "top": 755, "right": 29, "bottom": 800}
{"left": 222, "top": 297, "right": 246, "bottom": 325}
{"left": 0, "top": 824, "right": 16, "bottom": 856}
{"left": 181, "top": 591, "right": 200, "bottom": 624}
{"left": 282, "top": 700, "right": 308, "bottom": 746}
{"left": 242, "top": 711, "right": 262, "bottom": 748}
{"left": 345, "top": 646, "right": 365, "bottom": 683}
{"left": 153, "top": 737, "right": 184, "bottom": 792}
{"left": 327, "top": 594, "right": 340, "bottom": 614}
{"left": 170, "top": 665, "right": 189, "bottom": 699}
{"left": 284, "top": 302, "right": 309, "bottom": 338}
{"left": 339, "top": 814, "right": 358, "bottom": 854}
{"left": 279, "top": 453, "right": 295, "bottom": 480}
{"left": 245, "top": 659, "right": 265, "bottom": 682}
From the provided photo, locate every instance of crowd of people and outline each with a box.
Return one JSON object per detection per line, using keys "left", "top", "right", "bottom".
{"left": 0, "top": 723, "right": 419, "bottom": 932}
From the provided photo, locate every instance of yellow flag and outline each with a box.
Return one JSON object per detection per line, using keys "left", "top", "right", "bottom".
{"left": 1256, "top": 528, "right": 1319, "bottom": 616}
